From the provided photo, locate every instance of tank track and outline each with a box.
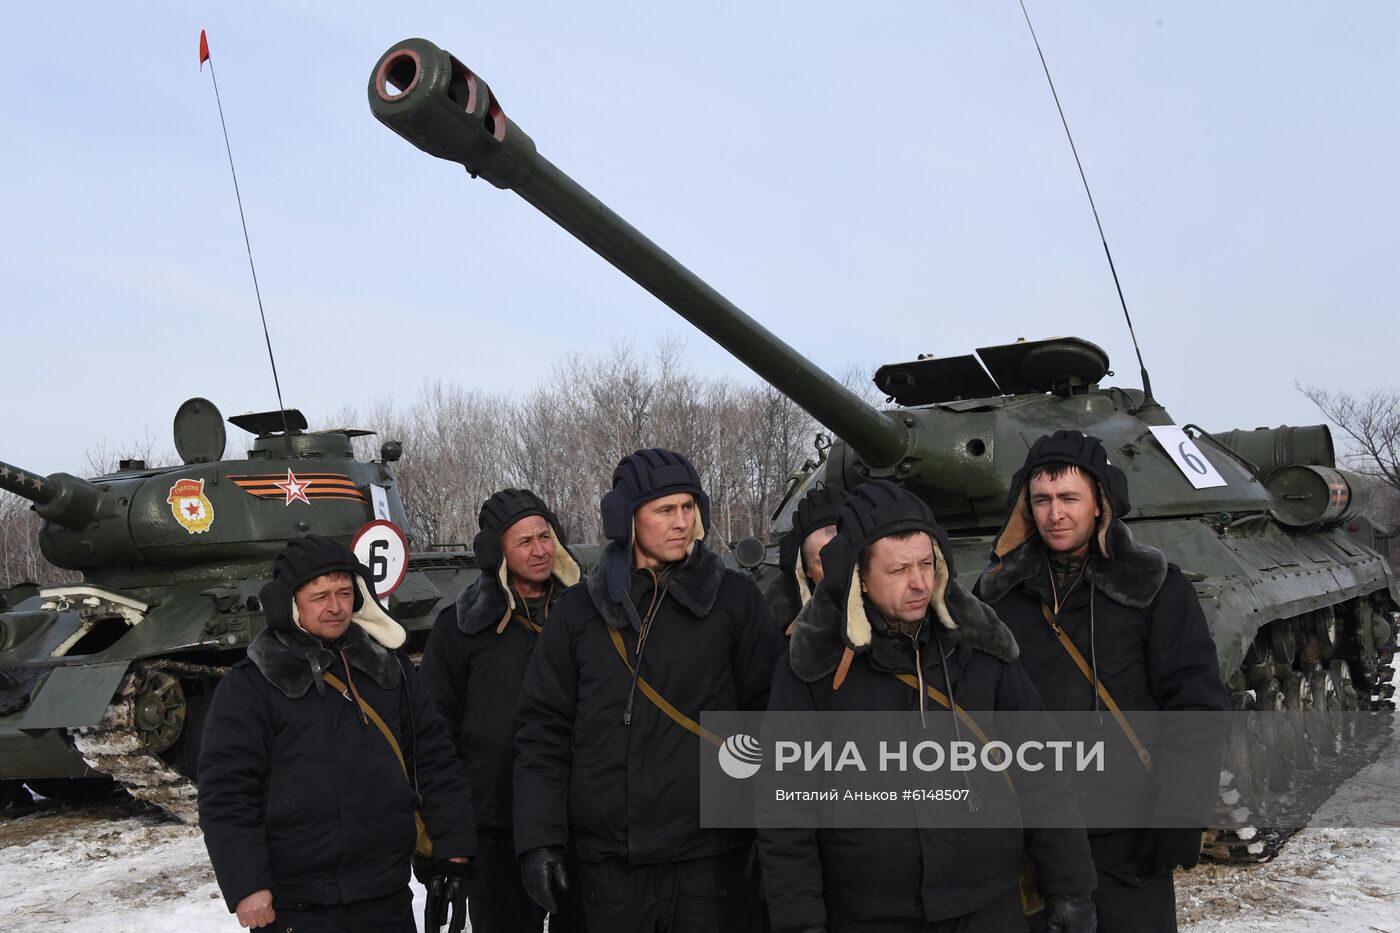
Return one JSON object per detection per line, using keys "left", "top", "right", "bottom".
{"left": 1203, "top": 643, "right": 1396, "bottom": 864}
{"left": 69, "top": 660, "right": 226, "bottom": 824}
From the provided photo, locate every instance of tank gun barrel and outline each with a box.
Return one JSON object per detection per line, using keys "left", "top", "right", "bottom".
{"left": 368, "top": 38, "right": 910, "bottom": 471}
{"left": 0, "top": 460, "right": 100, "bottom": 529}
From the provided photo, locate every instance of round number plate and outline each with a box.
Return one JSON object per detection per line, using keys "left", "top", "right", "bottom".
{"left": 351, "top": 520, "right": 409, "bottom": 598}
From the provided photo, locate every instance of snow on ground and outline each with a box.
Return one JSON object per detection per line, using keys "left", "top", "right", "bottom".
{"left": 4, "top": 711, "right": 1400, "bottom": 932}
{"left": 0, "top": 802, "right": 442, "bottom": 932}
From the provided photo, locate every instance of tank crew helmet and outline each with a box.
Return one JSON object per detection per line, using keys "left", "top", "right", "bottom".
{"left": 778, "top": 485, "right": 849, "bottom": 605}
{"left": 600, "top": 448, "right": 711, "bottom": 601}
{"left": 816, "top": 480, "right": 962, "bottom": 654}
{"left": 261, "top": 535, "right": 405, "bottom": 648}
{"left": 994, "top": 430, "right": 1131, "bottom": 559}
{"left": 472, "top": 488, "right": 581, "bottom": 629}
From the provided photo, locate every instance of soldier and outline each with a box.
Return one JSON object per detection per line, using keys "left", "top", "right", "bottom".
{"left": 975, "top": 431, "right": 1229, "bottom": 933}
{"left": 198, "top": 536, "right": 476, "bottom": 932}
{"left": 762, "top": 485, "right": 848, "bottom": 632}
{"left": 759, "top": 480, "right": 1098, "bottom": 932}
{"left": 419, "top": 489, "right": 586, "bottom": 932}
{"left": 513, "top": 448, "right": 785, "bottom": 932}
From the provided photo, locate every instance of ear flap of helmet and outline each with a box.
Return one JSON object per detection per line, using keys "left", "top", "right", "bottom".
{"left": 600, "top": 487, "right": 632, "bottom": 544}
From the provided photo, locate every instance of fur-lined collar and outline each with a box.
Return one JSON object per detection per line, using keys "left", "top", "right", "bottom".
{"left": 586, "top": 539, "right": 727, "bottom": 630}
{"left": 455, "top": 541, "right": 581, "bottom": 636}
{"left": 978, "top": 520, "right": 1168, "bottom": 609}
{"left": 247, "top": 622, "right": 402, "bottom": 699}
{"left": 788, "top": 577, "right": 1018, "bottom": 683}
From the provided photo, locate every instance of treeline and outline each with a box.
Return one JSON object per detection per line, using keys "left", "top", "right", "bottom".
{"left": 330, "top": 341, "right": 835, "bottom": 551}
{"left": 1, "top": 342, "right": 846, "bottom": 585}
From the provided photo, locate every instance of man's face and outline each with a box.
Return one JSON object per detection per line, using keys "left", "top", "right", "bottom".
{"left": 633, "top": 493, "right": 697, "bottom": 569}
{"left": 860, "top": 533, "right": 935, "bottom": 624}
{"left": 800, "top": 525, "right": 838, "bottom": 585}
{"left": 294, "top": 571, "right": 355, "bottom": 641}
{"left": 1029, "top": 467, "right": 1101, "bottom": 558}
{"left": 502, "top": 514, "right": 555, "bottom": 586}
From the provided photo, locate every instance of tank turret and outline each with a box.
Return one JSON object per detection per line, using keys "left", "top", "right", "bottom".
{"left": 369, "top": 38, "right": 1399, "bottom": 862}
{"left": 0, "top": 396, "right": 478, "bottom": 820}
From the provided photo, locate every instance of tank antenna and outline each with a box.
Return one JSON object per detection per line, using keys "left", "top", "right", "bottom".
{"left": 1016, "top": 1, "right": 1159, "bottom": 410}
{"left": 199, "top": 30, "right": 295, "bottom": 453}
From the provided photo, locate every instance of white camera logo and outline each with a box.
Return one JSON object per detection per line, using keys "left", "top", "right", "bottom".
{"left": 718, "top": 733, "right": 763, "bottom": 780}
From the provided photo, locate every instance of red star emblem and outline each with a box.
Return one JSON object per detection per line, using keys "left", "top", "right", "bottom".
{"left": 273, "top": 469, "right": 312, "bottom": 506}
{"left": 185, "top": 501, "right": 202, "bottom": 517}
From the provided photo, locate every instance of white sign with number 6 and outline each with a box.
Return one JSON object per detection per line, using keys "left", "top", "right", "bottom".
{"left": 1148, "top": 426, "right": 1228, "bottom": 490}
{"left": 351, "top": 520, "right": 409, "bottom": 598}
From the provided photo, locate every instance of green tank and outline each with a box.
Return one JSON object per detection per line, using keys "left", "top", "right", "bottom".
{"left": 0, "top": 397, "right": 478, "bottom": 820}
{"left": 368, "top": 38, "right": 1399, "bottom": 860}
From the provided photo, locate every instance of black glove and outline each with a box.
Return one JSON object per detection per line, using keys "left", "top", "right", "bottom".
{"left": 1152, "top": 827, "right": 1204, "bottom": 874}
{"left": 414, "top": 857, "right": 472, "bottom": 933}
{"left": 520, "top": 846, "right": 569, "bottom": 914}
{"left": 1044, "top": 893, "right": 1096, "bottom": 933}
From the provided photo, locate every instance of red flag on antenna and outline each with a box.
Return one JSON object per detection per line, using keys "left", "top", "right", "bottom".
{"left": 199, "top": 30, "right": 210, "bottom": 69}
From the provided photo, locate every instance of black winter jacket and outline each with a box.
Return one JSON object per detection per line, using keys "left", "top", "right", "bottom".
{"left": 975, "top": 520, "right": 1229, "bottom": 830}
{"left": 198, "top": 625, "right": 476, "bottom": 912}
{"left": 419, "top": 572, "right": 566, "bottom": 828}
{"left": 759, "top": 579, "right": 1096, "bottom": 928}
{"left": 514, "top": 540, "right": 785, "bottom": 865}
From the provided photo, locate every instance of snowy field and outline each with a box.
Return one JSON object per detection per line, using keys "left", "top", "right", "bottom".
{"left": 3, "top": 730, "right": 1400, "bottom": 932}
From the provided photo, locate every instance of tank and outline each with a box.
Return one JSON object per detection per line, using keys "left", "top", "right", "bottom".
{"left": 367, "top": 38, "right": 1400, "bottom": 860}
{"left": 0, "top": 397, "right": 478, "bottom": 820}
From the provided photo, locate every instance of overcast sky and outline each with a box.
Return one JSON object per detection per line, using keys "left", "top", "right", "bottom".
{"left": 2, "top": 2, "right": 1395, "bottom": 476}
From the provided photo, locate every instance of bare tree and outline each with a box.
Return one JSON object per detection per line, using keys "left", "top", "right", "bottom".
{"left": 1300, "top": 385, "right": 1400, "bottom": 496}
{"left": 82, "top": 429, "right": 176, "bottom": 476}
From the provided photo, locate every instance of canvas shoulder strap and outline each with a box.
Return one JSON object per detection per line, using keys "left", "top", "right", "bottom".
{"left": 322, "top": 670, "right": 433, "bottom": 856}
{"left": 608, "top": 627, "right": 723, "bottom": 748}
{"left": 892, "top": 671, "right": 1036, "bottom": 913}
{"left": 323, "top": 670, "right": 407, "bottom": 774}
{"left": 1038, "top": 603, "right": 1154, "bottom": 775}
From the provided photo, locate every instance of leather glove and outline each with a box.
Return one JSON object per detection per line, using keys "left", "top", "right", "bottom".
{"left": 414, "top": 857, "right": 472, "bottom": 933}
{"left": 1152, "top": 827, "right": 1204, "bottom": 874}
{"left": 1044, "top": 892, "right": 1096, "bottom": 933}
{"left": 519, "top": 846, "right": 569, "bottom": 914}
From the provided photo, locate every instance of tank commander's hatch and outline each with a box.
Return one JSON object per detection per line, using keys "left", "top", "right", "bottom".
{"left": 874, "top": 337, "right": 1111, "bottom": 406}
{"left": 173, "top": 397, "right": 227, "bottom": 464}
{"left": 228, "top": 408, "right": 310, "bottom": 436}
{"left": 977, "top": 337, "right": 1108, "bottom": 396}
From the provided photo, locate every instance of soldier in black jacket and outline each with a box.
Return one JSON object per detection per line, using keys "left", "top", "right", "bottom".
{"left": 514, "top": 448, "right": 786, "bottom": 932}
{"left": 198, "top": 536, "right": 476, "bottom": 932}
{"left": 762, "top": 485, "right": 848, "bottom": 633}
{"left": 759, "top": 480, "right": 1098, "bottom": 933}
{"left": 420, "top": 488, "right": 585, "bottom": 933}
{"left": 975, "top": 431, "right": 1229, "bottom": 933}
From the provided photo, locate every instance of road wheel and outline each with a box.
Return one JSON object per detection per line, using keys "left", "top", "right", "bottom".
{"left": 1281, "top": 672, "right": 1317, "bottom": 771}
{"left": 1307, "top": 667, "right": 1343, "bottom": 758}
{"left": 1257, "top": 679, "right": 1295, "bottom": 795}
{"left": 134, "top": 669, "right": 188, "bottom": 755}
{"left": 1270, "top": 621, "right": 1298, "bottom": 666}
